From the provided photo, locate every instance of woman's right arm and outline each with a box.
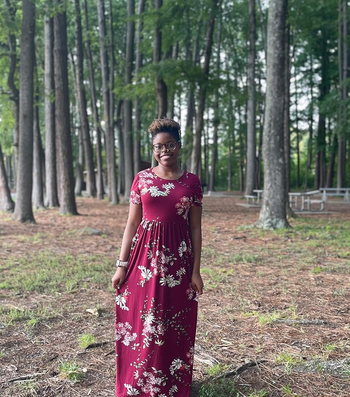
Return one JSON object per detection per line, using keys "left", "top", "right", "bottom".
{"left": 111, "top": 202, "right": 142, "bottom": 289}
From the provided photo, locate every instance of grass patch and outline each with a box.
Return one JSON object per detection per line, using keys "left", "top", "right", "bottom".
{"left": 0, "top": 251, "right": 112, "bottom": 293}
{"left": 58, "top": 360, "right": 86, "bottom": 382}
{"left": 199, "top": 378, "right": 237, "bottom": 397}
{"left": 78, "top": 333, "right": 96, "bottom": 349}
{"left": 0, "top": 305, "right": 57, "bottom": 328}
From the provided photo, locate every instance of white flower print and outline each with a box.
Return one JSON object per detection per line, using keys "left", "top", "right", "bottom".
{"left": 141, "top": 182, "right": 175, "bottom": 198}
{"left": 178, "top": 241, "right": 187, "bottom": 257}
{"left": 137, "top": 266, "right": 153, "bottom": 287}
{"left": 169, "top": 385, "right": 178, "bottom": 396}
{"left": 175, "top": 196, "right": 193, "bottom": 219}
{"left": 116, "top": 287, "right": 131, "bottom": 311}
{"left": 124, "top": 383, "right": 140, "bottom": 395}
{"left": 169, "top": 358, "right": 184, "bottom": 375}
{"left": 130, "top": 190, "right": 141, "bottom": 205}
{"left": 115, "top": 322, "right": 138, "bottom": 348}
{"left": 186, "top": 285, "right": 199, "bottom": 301}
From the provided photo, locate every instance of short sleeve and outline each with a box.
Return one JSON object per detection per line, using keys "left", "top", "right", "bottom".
{"left": 192, "top": 175, "right": 203, "bottom": 207}
{"left": 129, "top": 174, "right": 141, "bottom": 205}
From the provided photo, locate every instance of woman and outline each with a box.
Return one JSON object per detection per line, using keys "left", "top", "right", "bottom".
{"left": 112, "top": 118, "right": 203, "bottom": 397}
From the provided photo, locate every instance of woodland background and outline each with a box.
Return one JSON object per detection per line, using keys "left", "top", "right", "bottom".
{"left": 0, "top": 0, "right": 349, "bottom": 224}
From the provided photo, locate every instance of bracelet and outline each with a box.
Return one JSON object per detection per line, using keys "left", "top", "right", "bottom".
{"left": 116, "top": 260, "right": 129, "bottom": 269}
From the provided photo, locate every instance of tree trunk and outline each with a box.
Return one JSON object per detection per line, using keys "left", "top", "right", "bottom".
{"left": 314, "top": 30, "right": 329, "bottom": 190}
{"left": 209, "top": 17, "right": 222, "bottom": 192}
{"left": 54, "top": 0, "right": 78, "bottom": 215}
{"left": 154, "top": 0, "right": 167, "bottom": 118}
{"left": 326, "top": 134, "right": 337, "bottom": 188}
{"left": 191, "top": 0, "right": 219, "bottom": 176}
{"left": 83, "top": 0, "right": 104, "bottom": 200}
{"left": 245, "top": 0, "right": 257, "bottom": 196}
{"left": 168, "top": 42, "right": 179, "bottom": 119}
{"left": 337, "top": 0, "right": 347, "bottom": 188}
{"left": 74, "top": 0, "right": 96, "bottom": 198}
{"left": 256, "top": 0, "right": 290, "bottom": 229}
{"left": 116, "top": 100, "right": 125, "bottom": 194}
{"left": 13, "top": 0, "right": 36, "bottom": 223}
{"left": 97, "top": 0, "right": 118, "bottom": 204}
{"left": 5, "top": 0, "right": 19, "bottom": 189}
{"left": 75, "top": 127, "right": 84, "bottom": 196}
{"left": 123, "top": 0, "right": 135, "bottom": 202}
{"left": 0, "top": 142, "right": 15, "bottom": 212}
{"left": 44, "top": 6, "right": 59, "bottom": 208}
{"left": 32, "top": 79, "right": 45, "bottom": 209}
{"left": 284, "top": 23, "right": 291, "bottom": 197}
{"left": 134, "top": 0, "right": 146, "bottom": 174}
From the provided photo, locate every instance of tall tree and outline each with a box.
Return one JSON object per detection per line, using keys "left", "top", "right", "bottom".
{"left": 0, "top": 142, "right": 15, "bottom": 212}
{"left": 5, "top": 0, "right": 19, "bottom": 188}
{"left": 337, "top": 0, "right": 348, "bottom": 188}
{"left": 83, "top": 0, "right": 104, "bottom": 200}
{"left": 209, "top": 17, "right": 222, "bottom": 192}
{"left": 44, "top": 3, "right": 59, "bottom": 208}
{"left": 245, "top": 0, "right": 257, "bottom": 196}
{"left": 191, "top": 0, "right": 220, "bottom": 176}
{"left": 54, "top": 0, "right": 78, "bottom": 215}
{"left": 123, "top": 0, "right": 135, "bottom": 202}
{"left": 256, "top": 0, "right": 290, "bottom": 229}
{"left": 13, "top": 0, "right": 35, "bottom": 222}
{"left": 154, "top": 0, "right": 167, "bottom": 118}
{"left": 97, "top": 0, "right": 118, "bottom": 204}
{"left": 32, "top": 76, "right": 45, "bottom": 209}
{"left": 134, "top": 0, "right": 146, "bottom": 174}
{"left": 74, "top": 0, "right": 96, "bottom": 198}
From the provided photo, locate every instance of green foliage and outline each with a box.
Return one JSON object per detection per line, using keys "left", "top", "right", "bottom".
{"left": 0, "top": 251, "right": 112, "bottom": 293}
{"left": 199, "top": 378, "right": 237, "bottom": 397}
{"left": 58, "top": 360, "right": 86, "bottom": 382}
{"left": 78, "top": 333, "right": 96, "bottom": 349}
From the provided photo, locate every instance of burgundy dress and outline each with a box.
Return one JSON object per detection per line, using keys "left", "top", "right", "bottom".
{"left": 115, "top": 168, "right": 203, "bottom": 397}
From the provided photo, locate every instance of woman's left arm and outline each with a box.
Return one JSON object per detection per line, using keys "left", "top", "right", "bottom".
{"left": 189, "top": 205, "right": 204, "bottom": 295}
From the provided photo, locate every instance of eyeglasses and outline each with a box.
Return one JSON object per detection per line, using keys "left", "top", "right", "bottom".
{"left": 152, "top": 141, "right": 180, "bottom": 153}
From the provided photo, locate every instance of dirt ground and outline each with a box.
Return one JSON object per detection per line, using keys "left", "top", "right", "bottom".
{"left": 1, "top": 194, "right": 350, "bottom": 397}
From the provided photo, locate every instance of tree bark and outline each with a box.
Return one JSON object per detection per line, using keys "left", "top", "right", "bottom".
{"left": 134, "top": 0, "right": 146, "bottom": 174}
{"left": 97, "top": 0, "right": 118, "bottom": 204}
{"left": 123, "top": 0, "right": 135, "bottom": 202}
{"left": 13, "top": 0, "right": 36, "bottom": 222}
{"left": 284, "top": 23, "right": 291, "bottom": 196}
{"left": 191, "top": 0, "right": 219, "bottom": 176}
{"left": 0, "top": 142, "right": 15, "bottom": 212}
{"left": 75, "top": 127, "right": 84, "bottom": 196}
{"left": 337, "top": 0, "right": 347, "bottom": 188}
{"left": 245, "top": 0, "right": 257, "bottom": 196}
{"left": 44, "top": 5, "right": 59, "bottom": 208}
{"left": 32, "top": 76, "right": 45, "bottom": 209}
{"left": 5, "top": 0, "right": 19, "bottom": 188}
{"left": 314, "top": 30, "right": 329, "bottom": 189}
{"left": 256, "top": 0, "right": 290, "bottom": 229}
{"left": 154, "top": 0, "right": 167, "bottom": 118}
{"left": 74, "top": 0, "right": 96, "bottom": 198}
{"left": 53, "top": 0, "right": 78, "bottom": 215}
{"left": 83, "top": 0, "right": 104, "bottom": 200}
{"left": 209, "top": 17, "right": 222, "bottom": 192}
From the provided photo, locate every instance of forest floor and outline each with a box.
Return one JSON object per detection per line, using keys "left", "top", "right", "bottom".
{"left": 1, "top": 194, "right": 350, "bottom": 397}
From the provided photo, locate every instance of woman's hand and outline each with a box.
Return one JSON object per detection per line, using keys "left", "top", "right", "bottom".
{"left": 191, "top": 272, "right": 204, "bottom": 295}
{"left": 112, "top": 267, "right": 127, "bottom": 290}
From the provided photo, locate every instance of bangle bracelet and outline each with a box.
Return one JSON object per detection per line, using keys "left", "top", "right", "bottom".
{"left": 116, "top": 260, "right": 129, "bottom": 269}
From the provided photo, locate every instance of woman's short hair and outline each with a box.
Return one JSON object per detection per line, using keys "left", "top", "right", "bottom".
{"left": 148, "top": 118, "right": 181, "bottom": 141}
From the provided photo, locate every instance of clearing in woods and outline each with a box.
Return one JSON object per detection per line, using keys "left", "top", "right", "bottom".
{"left": 0, "top": 195, "right": 350, "bottom": 397}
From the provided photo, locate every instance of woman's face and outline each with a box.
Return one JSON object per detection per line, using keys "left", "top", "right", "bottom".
{"left": 152, "top": 132, "right": 181, "bottom": 167}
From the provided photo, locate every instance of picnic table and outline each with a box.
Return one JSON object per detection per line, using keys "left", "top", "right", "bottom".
{"left": 244, "top": 189, "right": 263, "bottom": 205}
{"left": 319, "top": 188, "right": 350, "bottom": 203}
{"left": 288, "top": 190, "right": 324, "bottom": 211}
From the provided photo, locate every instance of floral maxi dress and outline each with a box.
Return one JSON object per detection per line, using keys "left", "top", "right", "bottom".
{"left": 115, "top": 168, "right": 203, "bottom": 397}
